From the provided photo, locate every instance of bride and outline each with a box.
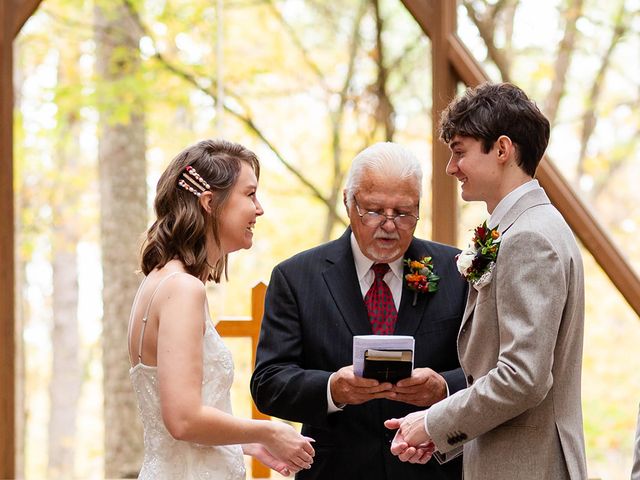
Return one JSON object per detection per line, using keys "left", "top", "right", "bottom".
{"left": 127, "top": 139, "right": 315, "bottom": 479}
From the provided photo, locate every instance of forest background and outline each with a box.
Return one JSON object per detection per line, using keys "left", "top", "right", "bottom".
{"left": 13, "top": 0, "right": 640, "bottom": 478}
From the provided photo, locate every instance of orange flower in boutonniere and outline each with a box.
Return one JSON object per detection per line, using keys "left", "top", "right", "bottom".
{"left": 404, "top": 256, "right": 440, "bottom": 306}
{"left": 456, "top": 221, "right": 501, "bottom": 289}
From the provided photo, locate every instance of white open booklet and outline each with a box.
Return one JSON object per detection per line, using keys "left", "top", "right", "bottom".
{"left": 353, "top": 335, "right": 415, "bottom": 381}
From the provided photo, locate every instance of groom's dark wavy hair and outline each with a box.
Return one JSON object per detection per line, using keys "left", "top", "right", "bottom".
{"left": 439, "top": 82, "right": 550, "bottom": 177}
{"left": 140, "top": 139, "right": 260, "bottom": 282}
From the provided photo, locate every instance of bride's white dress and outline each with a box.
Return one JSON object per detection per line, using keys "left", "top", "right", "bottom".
{"left": 129, "top": 273, "right": 246, "bottom": 479}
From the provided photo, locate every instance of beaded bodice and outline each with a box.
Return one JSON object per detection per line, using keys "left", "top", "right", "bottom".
{"left": 129, "top": 276, "right": 245, "bottom": 480}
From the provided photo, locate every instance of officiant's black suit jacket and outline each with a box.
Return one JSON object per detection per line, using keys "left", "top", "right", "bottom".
{"left": 250, "top": 229, "right": 467, "bottom": 480}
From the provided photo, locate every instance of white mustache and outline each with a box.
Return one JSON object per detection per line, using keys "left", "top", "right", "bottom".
{"left": 374, "top": 231, "right": 400, "bottom": 240}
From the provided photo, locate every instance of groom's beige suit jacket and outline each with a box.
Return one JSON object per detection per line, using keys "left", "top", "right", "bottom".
{"left": 427, "top": 187, "right": 588, "bottom": 479}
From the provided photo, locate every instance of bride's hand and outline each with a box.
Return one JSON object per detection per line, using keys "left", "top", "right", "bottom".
{"left": 262, "top": 421, "right": 315, "bottom": 471}
{"left": 242, "top": 443, "right": 297, "bottom": 477}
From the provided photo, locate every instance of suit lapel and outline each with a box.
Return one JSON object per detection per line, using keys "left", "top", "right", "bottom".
{"left": 394, "top": 240, "right": 431, "bottom": 336}
{"left": 459, "top": 187, "right": 551, "bottom": 330}
{"left": 323, "top": 229, "right": 372, "bottom": 336}
{"left": 460, "top": 287, "right": 478, "bottom": 330}
{"left": 497, "top": 187, "right": 551, "bottom": 236}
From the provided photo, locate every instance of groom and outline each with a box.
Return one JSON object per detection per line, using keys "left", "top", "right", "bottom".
{"left": 387, "top": 83, "right": 588, "bottom": 479}
{"left": 251, "top": 142, "right": 467, "bottom": 479}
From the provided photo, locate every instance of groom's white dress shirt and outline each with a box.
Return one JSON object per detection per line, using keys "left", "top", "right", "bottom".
{"left": 487, "top": 179, "right": 539, "bottom": 228}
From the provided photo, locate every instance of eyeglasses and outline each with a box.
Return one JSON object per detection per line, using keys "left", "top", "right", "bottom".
{"left": 353, "top": 197, "right": 419, "bottom": 230}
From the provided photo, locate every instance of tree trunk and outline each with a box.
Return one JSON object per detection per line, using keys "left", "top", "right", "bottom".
{"left": 322, "top": 0, "right": 367, "bottom": 241}
{"left": 94, "top": 2, "right": 147, "bottom": 477}
{"left": 372, "top": 0, "right": 396, "bottom": 141}
{"left": 48, "top": 242, "right": 80, "bottom": 479}
{"left": 576, "top": 0, "right": 627, "bottom": 181}
{"left": 462, "top": 0, "right": 514, "bottom": 81}
{"left": 543, "top": 0, "right": 584, "bottom": 126}
{"left": 47, "top": 43, "right": 83, "bottom": 480}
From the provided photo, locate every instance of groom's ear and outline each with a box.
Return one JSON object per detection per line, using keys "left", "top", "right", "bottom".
{"left": 495, "top": 135, "right": 514, "bottom": 164}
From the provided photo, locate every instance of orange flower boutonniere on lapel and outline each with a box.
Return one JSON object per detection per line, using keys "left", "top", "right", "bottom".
{"left": 456, "top": 221, "right": 501, "bottom": 290}
{"left": 404, "top": 256, "right": 440, "bottom": 306}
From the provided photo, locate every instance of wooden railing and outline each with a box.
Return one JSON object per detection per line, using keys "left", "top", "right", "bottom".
{"left": 216, "top": 282, "right": 271, "bottom": 478}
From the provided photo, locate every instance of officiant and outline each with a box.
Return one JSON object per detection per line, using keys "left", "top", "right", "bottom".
{"left": 250, "top": 142, "right": 467, "bottom": 479}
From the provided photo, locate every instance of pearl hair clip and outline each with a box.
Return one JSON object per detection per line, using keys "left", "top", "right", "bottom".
{"left": 178, "top": 165, "right": 211, "bottom": 197}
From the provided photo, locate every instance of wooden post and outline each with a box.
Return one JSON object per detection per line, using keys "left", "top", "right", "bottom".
{"left": 216, "top": 282, "right": 271, "bottom": 478}
{"left": 1, "top": 1, "right": 16, "bottom": 476}
{"left": 402, "top": 0, "right": 459, "bottom": 245}
{"left": 429, "top": 0, "right": 459, "bottom": 245}
{"left": 2, "top": 3, "right": 44, "bottom": 477}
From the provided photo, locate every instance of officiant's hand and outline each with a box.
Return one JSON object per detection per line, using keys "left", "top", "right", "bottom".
{"left": 330, "top": 365, "right": 394, "bottom": 405}
{"left": 384, "top": 416, "right": 434, "bottom": 464}
{"left": 390, "top": 368, "right": 447, "bottom": 406}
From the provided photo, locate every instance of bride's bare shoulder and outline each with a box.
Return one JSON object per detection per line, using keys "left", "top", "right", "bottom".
{"left": 145, "top": 265, "right": 206, "bottom": 309}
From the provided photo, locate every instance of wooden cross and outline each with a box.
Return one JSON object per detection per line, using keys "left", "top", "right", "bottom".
{"left": 216, "top": 282, "right": 272, "bottom": 478}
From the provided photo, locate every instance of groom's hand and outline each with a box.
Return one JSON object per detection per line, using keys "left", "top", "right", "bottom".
{"left": 398, "top": 410, "right": 431, "bottom": 446}
{"left": 384, "top": 417, "right": 435, "bottom": 464}
{"left": 390, "top": 368, "right": 447, "bottom": 406}
{"left": 330, "top": 365, "right": 393, "bottom": 406}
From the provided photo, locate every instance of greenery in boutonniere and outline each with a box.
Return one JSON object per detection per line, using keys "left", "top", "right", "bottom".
{"left": 456, "top": 221, "right": 501, "bottom": 288}
{"left": 404, "top": 256, "right": 439, "bottom": 305}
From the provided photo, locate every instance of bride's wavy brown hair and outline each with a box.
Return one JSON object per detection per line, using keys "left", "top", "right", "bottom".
{"left": 140, "top": 139, "right": 260, "bottom": 282}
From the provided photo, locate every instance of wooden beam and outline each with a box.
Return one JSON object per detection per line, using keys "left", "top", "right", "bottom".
{"left": 401, "top": 0, "right": 640, "bottom": 317}
{"left": 399, "top": 0, "right": 436, "bottom": 40}
{"left": 536, "top": 158, "right": 640, "bottom": 315}
{"left": 444, "top": 12, "right": 640, "bottom": 316}
{"left": 1, "top": 1, "right": 16, "bottom": 477}
{"left": 12, "top": 0, "right": 44, "bottom": 38}
{"left": 448, "top": 34, "right": 489, "bottom": 87}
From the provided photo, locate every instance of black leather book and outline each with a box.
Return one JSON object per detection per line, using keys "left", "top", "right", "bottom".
{"left": 362, "top": 349, "right": 413, "bottom": 383}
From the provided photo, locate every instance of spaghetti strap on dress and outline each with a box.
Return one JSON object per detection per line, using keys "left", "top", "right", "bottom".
{"left": 128, "top": 272, "right": 246, "bottom": 479}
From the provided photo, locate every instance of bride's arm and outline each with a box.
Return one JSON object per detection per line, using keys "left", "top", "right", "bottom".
{"left": 155, "top": 274, "right": 314, "bottom": 470}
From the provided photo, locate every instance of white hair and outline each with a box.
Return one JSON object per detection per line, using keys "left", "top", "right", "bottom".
{"left": 344, "top": 142, "right": 423, "bottom": 208}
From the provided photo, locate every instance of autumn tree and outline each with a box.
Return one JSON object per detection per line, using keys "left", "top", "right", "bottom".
{"left": 47, "top": 43, "right": 84, "bottom": 480}
{"left": 123, "top": 0, "right": 431, "bottom": 242}
{"left": 94, "top": 0, "right": 147, "bottom": 476}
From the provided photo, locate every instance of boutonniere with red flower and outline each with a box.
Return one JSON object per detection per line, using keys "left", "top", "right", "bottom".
{"left": 456, "top": 221, "right": 501, "bottom": 290}
{"left": 404, "top": 256, "right": 440, "bottom": 306}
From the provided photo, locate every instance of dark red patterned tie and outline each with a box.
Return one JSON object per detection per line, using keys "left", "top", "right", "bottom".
{"left": 365, "top": 263, "right": 398, "bottom": 335}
